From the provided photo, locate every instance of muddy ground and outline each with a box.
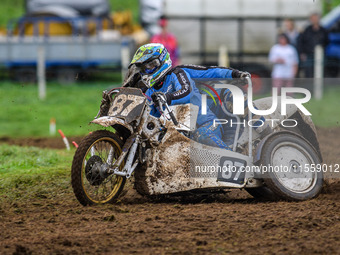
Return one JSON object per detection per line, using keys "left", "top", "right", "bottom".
{"left": 0, "top": 127, "right": 340, "bottom": 254}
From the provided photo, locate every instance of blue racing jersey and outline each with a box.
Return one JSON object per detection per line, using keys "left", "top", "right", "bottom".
{"left": 179, "top": 64, "right": 235, "bottom": 79}
{"left": 145, "top": 65, "right": 237, "bottom": 127}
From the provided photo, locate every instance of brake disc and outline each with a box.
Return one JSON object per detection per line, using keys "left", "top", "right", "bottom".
{"left": 85, "top": 155, "right": 105, "bottom": 186}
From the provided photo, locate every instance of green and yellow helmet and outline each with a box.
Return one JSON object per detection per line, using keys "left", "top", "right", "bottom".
{"left": 129, "top": 43, "right": 172, "bottom": 87}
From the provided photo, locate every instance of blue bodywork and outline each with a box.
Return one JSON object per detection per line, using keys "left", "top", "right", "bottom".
{"left": 321, "top": 6, "right": 340, "bottom": 59}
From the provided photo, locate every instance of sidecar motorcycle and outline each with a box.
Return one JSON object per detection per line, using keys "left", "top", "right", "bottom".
{"left": 71, "top": 77, "right": 323, "bottom": 205}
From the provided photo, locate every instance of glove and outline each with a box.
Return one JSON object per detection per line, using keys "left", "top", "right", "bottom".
{"left": 240, "top": 71, "right": 251, "bottom": 78}
{"left": 232, "top": 70, "right": 251, "bottom": 79}
{"left": 151, "top": 92, "right": 172, "bottom": 106}
{"left": 231, "top": 70, "right": 251, "bottom": 86}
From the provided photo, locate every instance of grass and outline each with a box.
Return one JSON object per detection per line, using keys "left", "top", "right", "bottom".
{"left": 0, "top": 0, "right": 25, "bottom": 29}
{"left": 0, "top": 144, "right": 74, "bottom": 202}
{"left": 110, "top": 0, "right": 139, "bottom": 23}
{"left": 0, "top": 81, "right": 119, "bottom": 137}
{"left": 324, "top": 0, "right": 340, "bottom": 14}
{"left": 306, "top": 86, "right": 340, "bottom": 127}
{"left": 0, "top": 0, "right": 139, "bottom": 29}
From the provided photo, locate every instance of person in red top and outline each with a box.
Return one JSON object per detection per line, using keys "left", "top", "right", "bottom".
{"left": 150, "top": 16, "right": 179, "bottom": 66}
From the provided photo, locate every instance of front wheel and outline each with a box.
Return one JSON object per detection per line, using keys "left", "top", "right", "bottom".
{"left": 71, "top": 130, "right": 126, "bottom": 206}
{"left": 260, "top": 133, "right": 323, "bottom": 201}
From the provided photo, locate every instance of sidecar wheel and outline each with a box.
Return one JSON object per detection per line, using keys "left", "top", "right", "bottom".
{"left": 71, "top": 130, "right": 126, "bottom": 206}
{"left": 260, "top": 133, "right": 323, "bottom": 201}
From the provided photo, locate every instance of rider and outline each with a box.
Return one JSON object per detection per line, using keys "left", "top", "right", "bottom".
{"left": 128, "top": 43, "right": 250, "bottom": 150}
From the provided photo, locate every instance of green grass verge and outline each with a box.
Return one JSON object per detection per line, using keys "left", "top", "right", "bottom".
{"left": 306, "top": 86, "right": 340, "bottom": 127}
{"left": 0, "top": 0, "right": 25, "bottom": 29}
{"left": 0, "top": 81, "right": 119, "bottom": 137}
{"left": 0, "top": 144, "right": 74, "bottom": 202}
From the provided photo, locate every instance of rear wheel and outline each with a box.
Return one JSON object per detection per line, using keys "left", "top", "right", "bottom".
{"left": 260, "top": 133, "right": 323, "bottom": 201}
{"left": 71, "top": 130, "right": 126, "bottom": 206}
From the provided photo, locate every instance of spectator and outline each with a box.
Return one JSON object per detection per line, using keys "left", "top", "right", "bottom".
{"left": 269, "top": 34, "right": 299, "bottom": 94}
{"left": 282, "top": 18, "right": 300, "bottom": 47}
{"left": 297, "top": 13, "right": 329, "bottom": 78}
{"left": 150, "top": 16, "right": 180, "bottom": 66}
{"left": 139, "top": 0, "right": 165, "bottom": 36}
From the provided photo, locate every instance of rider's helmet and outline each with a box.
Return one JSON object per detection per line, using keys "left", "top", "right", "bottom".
{"left": 129, "top": 43, "right": 172, "bottom": 87}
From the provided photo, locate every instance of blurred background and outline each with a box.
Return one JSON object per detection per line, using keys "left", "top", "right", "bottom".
{"left": 1, "top": 0, "right": 340, "bottom": 83}
{"left": 0, "top": 0, "right": 340, "bottom": 138}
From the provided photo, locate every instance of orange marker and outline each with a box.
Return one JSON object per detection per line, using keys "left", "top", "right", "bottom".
{"left": 58, "top": 129, "right": 70, "bottom": 150}
{"left": 72, "top": 141, "right": 79, "bottom": 148}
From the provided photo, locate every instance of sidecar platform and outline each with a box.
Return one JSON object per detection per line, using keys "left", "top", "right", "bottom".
{"left": 134, "top": 125, "right": 255, "bottom": 196}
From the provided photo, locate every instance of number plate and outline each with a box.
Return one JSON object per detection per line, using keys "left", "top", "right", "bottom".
{"left": 217, "top": 157, "right": 246, "bottom": 184}
{"left": 108, "top": 88, "right": 146, "bottom": 123}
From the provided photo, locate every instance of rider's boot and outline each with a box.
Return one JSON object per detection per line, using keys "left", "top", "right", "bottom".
{"left": 194, "top": 123, "right": 232, "bottom": 151}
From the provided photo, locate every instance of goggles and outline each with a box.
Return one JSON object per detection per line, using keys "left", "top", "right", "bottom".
{"left": 141, "top": 59, "right": 161, "bottom": 74}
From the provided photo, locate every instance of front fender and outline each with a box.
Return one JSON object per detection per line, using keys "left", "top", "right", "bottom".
{"left": 91, "top": 116, "right": 134, "bottom": 134}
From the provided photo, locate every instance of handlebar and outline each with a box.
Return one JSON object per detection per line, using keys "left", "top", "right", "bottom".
{"left": 246, "top": 76, "right": 252, "bottom": 89}
{"left": 245, "top": 75, "right": 252, "bottom": 159}
{"left": 165, "top": 104, "right": 179, "bottom": 126}
{"left": 153, "top": 93, "right": 178, "bottom": 126}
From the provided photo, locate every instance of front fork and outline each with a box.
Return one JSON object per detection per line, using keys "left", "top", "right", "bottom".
{"left": 108, "top": 135, "right": 140, "bottom": 178}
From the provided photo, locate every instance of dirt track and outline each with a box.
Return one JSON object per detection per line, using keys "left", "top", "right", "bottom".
{"left": 1, "top": 127, "right": 340, "bottom": 254}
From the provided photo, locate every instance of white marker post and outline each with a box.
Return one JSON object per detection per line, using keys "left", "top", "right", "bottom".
{"left": 58, "top": 129, "right": 70, "bottom": 151}
{"left": 49, "top": 118, "right": 56, "bottom": 136}
{"left": 218, "top": 45, "right": 229, "bottom": 67}
{"left": 314, "top": 45, "right": 324, "bottom": 100}
{"left": 37, "top": 46, "right": 46, "bottom": 100}
{"left": 121, "top": 40, "right": 130, "bottom": 82}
